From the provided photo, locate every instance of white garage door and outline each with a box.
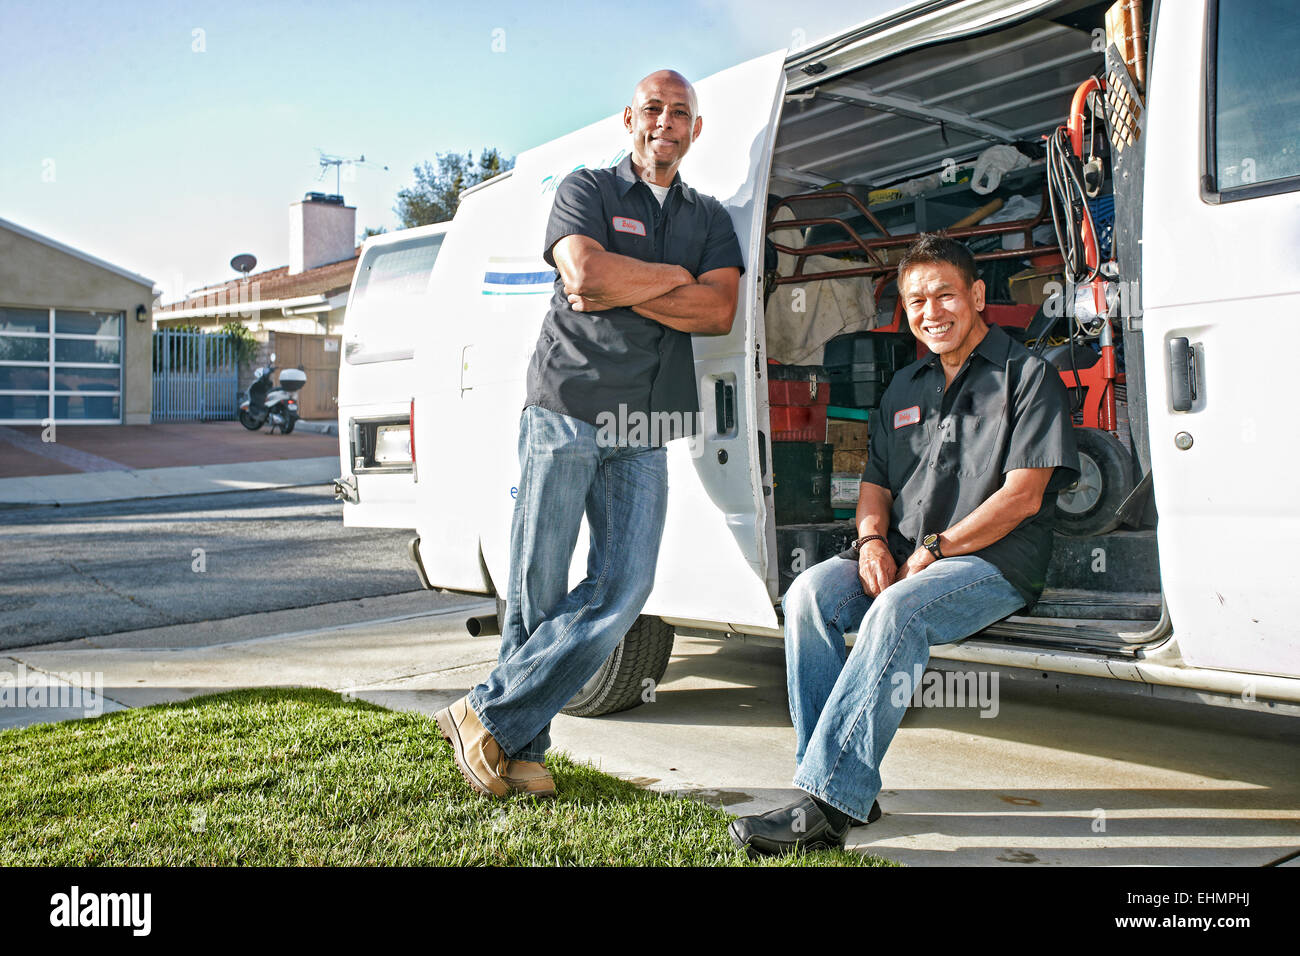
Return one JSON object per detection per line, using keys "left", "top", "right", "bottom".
{"left": 0, "top": 307, "right": 123, "bottom": 424}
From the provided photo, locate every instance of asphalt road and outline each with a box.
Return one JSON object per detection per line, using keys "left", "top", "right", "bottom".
{"left": 0, "top": 486, "right": 452, "bottom": 649}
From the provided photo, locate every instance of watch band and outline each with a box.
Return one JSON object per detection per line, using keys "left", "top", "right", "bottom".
{"left": 854, "top": 534, "right": 886, "bottom": 550}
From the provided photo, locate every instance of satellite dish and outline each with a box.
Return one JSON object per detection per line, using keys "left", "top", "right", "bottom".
{"left": 231, "top": 253, "right": 257, "bottom": 276}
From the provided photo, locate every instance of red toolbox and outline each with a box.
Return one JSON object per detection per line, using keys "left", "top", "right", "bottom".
{"left": 768, "top": 362, "right": 829, "bottom": 442}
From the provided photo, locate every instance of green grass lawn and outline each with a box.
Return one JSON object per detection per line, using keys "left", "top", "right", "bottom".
{"left": 0, "top": 688, "right": 896, "bottom": 867}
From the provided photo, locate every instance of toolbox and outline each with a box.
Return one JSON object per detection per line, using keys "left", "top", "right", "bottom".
{"left": 772, "top": 441, "right": 834, "bottom": 523}
{"left": 767, "top": 363, "right": 830, "bottom": 442}
{"left": 824, "top": 331, "right": 915, "bottom": 409}
{"left": 776, "top": 523, "right": 857, "bottom": 593}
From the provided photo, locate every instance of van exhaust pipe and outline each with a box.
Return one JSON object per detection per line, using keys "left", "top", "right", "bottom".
{"left": 466, "top": 613, "right": 500, "bottom": 637}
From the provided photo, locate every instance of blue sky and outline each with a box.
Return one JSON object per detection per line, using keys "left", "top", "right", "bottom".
{"left": 1, "top": 0, "right": 901, "bottom": 302}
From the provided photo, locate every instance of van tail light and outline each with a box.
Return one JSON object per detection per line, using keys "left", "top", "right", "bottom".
{"left": 409, "top": 398, "right": 416, "bottom": 465}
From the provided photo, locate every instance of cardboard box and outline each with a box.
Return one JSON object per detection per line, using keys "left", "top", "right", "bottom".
{"left": 831, "top": 473, "right": 862, "bottom": 509}
{"left": 833, "top": 449, "right": 869, "bottom": 473}
{"left": 1008, "top": 268, "right": 1064, "bottom": 307}
{"left": 828, "top": 420, "right": 870, "bottom": 449}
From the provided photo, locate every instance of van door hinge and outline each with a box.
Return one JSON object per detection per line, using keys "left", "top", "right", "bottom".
{"left": 459, "top": 345, "right": 473, "bottom": 395}
{"left": 333, "top": 476, "right": 358, "bottom": 504}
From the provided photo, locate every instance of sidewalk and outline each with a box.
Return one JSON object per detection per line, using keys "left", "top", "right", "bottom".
{"left": 0, "top": 421, "right": 340, "bottom": 507}
{"left": 5, "top": 594, "right": 1299, "bottom": 867}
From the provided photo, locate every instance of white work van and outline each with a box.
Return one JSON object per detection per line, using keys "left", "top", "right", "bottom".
{"left": 335, "top": 221, "right": 450, "bottom": 529}
{"left": 337, "top": 0, "right": 1300, "bottom": 718}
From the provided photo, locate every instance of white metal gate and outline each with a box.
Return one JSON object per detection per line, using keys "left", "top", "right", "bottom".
{"left": 151, "top": 329, "right": 239, "bottom": 422}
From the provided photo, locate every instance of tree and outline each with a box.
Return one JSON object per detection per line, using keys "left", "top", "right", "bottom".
{"left": 394, "top": 148, "right": 515, "bottom": 228}
{"left": 359, "top": 225, "right": 388, "bottom": 242}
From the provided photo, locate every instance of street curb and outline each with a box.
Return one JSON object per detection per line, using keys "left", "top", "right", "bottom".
{"left": 295, "top": 420, "right": 338, "bottom": 436}
{"left": 0, "top": 478, "right": 338, "bottom": 512}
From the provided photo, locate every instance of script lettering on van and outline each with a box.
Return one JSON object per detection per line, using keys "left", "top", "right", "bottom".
{"left": 539, "top": 149, "right": 630, "bottom": 195}
{"left": 595, "top": 404, "right": 705, "bottom": 454}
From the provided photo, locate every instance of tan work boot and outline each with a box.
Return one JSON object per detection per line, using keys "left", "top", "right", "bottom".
{"left": 503, "top": 759, "right": 557, "bottom": 797}
{"left": 434, "top": 696, "right": 509, "bottom": 797}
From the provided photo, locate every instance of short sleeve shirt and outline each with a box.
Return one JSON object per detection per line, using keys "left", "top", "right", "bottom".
{"left": 861, "top": 323, "right": 1080, "bottom": 608}
{"left": 525, "top": 154, "right": 745, "bottom": 444}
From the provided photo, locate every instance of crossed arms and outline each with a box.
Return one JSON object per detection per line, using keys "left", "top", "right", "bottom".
{"left": 854, "top": 468, "right": 1054, "bottom": 597}
{"left": 550, "top": 235, "right": 740, "bottom": 335}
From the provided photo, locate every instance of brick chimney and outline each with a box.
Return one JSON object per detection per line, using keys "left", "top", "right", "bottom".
{"left": 289, "top": 193, "right": 356, "bottom": 274}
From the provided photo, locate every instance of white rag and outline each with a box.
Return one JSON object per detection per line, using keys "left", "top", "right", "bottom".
{"left": 970, "top": 145, "right": 1030, "bottom": 195}
{"left": 764, "top": 205, "right": 879, "bottom": 365}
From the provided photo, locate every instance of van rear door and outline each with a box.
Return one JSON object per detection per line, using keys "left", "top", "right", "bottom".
{"left": 1141, "top": 0, "right": 1300, "bottom": 679}
{"left": 336, "top": 223, "right": 449, "bottom": 529}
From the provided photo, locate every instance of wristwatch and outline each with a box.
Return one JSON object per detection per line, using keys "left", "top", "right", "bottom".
{"left": 922, "top": 533, "right": 945, "bottom": 559}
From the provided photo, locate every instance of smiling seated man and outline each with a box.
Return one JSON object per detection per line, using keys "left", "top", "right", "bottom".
{"left": 730, "top": 233, "right": 1080, "bottom": 856}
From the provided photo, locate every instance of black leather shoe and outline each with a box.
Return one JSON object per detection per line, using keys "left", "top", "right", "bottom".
{"left": 850, "top": 799, "right": 883, "bottom": 828}
{"left": 729, "top": 795, "right": 852, "bottom": 857}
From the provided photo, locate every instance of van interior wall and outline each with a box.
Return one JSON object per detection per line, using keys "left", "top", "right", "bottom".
{"left": 763, "top": 5, "right": 1113, "bottom": 365}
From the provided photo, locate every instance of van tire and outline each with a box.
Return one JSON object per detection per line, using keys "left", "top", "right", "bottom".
{"left": 562, "top": 615, "right": 676, "bottom": 718}
{"left": 1055, "top": 427, "right": 1134, "bottom": 537}
{"left": 492, "top": 595, "right": 675, "bottom": 717}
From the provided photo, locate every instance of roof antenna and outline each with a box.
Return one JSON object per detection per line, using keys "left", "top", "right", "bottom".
{"left": 315, "top": 150, "right": 390, "bottom": 197}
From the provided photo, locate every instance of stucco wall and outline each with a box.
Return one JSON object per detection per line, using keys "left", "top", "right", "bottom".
{"left": 0, "top": 227, "right": 156, "bottom": 424}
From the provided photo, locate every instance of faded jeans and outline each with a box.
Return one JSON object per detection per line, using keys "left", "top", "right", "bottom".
{"left": 783, "top": 552, "right": 1025, "bottom": 822}
{"left": 468, "top": 404, "right": 668, "bottom": 761}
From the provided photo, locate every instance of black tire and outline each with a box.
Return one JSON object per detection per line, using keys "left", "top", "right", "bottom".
{"left": 562, "top": 615, "right": 676, "bottom": 718}
{"left": 282, "top": 415, "right": 296, "bottom": 434}
{"left": 238, "top": 408, "right": 261, "bottom": 430}
{"left": 1055, "top": 427, "right": 1134, "bottom": 537}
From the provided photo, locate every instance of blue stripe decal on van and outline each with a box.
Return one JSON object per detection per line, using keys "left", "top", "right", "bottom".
{"left": 484, "top": 270, "right": 556, "bottom": 285}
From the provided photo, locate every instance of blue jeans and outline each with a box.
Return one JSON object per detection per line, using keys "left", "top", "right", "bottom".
{"left": 468, "top": 405, "right": 668, "bottom": 762}
{"left": 783, "top": 553, "right": 1025, "bottom": 822}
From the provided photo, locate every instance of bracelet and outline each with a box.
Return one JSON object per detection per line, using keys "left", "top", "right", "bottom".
{"left": 854, "top": 534, "right": 886, "bottom": 550}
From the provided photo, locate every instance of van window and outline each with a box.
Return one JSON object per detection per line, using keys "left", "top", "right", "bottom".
{"left": 345, "top": 232, "right": 445, "bottom": 364}
{"left": 1208, "top": 0, "right": 1300, "bottom": 198}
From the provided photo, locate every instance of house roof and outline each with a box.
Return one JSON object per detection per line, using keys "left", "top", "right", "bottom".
{"left": 155, "top": 249, "right": 360, "bottom": 317}
{"left": 0, "top": 215, "right": 157, "bottom": 289}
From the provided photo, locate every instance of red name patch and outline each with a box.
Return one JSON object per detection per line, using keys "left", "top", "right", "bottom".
{"left": 894, "top": 405, "right": 921, "bottom": 429}
{"left": 612, "top": 216, "right": 646, "bottom": 236}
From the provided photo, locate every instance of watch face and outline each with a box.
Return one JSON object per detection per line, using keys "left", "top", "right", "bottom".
{"left": 923, "top": 534, "right": 937, "bottom": 547}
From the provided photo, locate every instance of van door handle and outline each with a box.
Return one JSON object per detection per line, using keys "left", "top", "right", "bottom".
{"left": 715, "top": 379, "right": 735, "bottom": 434}
{"left": 459, "top": 345, "right": 472, "bottom": 395}
{"left": 1168, "top": 337, "right": 1196, "bottom": 412}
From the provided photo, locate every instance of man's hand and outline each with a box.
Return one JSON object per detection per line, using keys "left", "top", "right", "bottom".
{"left": 567, "top": 292, "right": 602, "bottom": 313}
{"left": 858, "top": 540, "right": 897, "bottom": 597}
{"left": 893, "top": 547, "right": 936, "bottom": 585}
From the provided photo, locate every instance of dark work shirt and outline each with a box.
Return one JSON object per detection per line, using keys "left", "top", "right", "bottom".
{"left": 860, "top": 323, "right": 1080, "bottom": 608}
{"left": 525, "top": 153, "right": 745, "bottom": 444}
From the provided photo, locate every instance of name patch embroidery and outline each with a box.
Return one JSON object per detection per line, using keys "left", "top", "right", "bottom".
{"left": 612, "top": 216, "right": 646, "bottom": 236}
{"left": 894, "top": 405, "right": 921, "bottom": 429}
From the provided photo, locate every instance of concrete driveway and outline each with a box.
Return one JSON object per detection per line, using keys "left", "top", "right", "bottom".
{"left": 6, "top": 592, "right": 1298, "bottom": 867}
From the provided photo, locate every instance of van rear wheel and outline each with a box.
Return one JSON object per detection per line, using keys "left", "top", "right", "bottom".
{"left": 1055, "top": 427, "right": 1134, "bottom": 536}
{"left": 562, "top": 615, "right": 675, "bottom": 718}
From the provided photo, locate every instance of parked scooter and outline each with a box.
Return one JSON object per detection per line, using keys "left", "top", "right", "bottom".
{"left": 239, "top": 354, "right": 306, "bottom": 434}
